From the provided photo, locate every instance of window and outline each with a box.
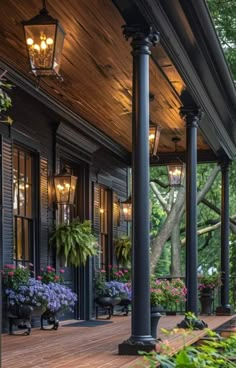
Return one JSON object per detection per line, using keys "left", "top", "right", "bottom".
{"left": 13, "top": 146, "right": 34, "bottom": 266}
{"left": 99, "top": 187, "right": 108, "bottom": 267}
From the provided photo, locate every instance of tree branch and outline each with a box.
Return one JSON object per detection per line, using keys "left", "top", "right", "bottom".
{"left": 150, "top": 182, "right": 169, "bottom": 213}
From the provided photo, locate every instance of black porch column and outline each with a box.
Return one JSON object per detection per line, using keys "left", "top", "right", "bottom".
{"left": 180, "top": 107, "right": 201, "bottom": 316}
{"left": 216, "top": 161, "right": 232, "bottom": 314}
{"left": 119, "top": 25, "right": 159, "bottom": 355}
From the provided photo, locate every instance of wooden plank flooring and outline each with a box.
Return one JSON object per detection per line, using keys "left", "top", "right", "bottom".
{"left": 1, "top": 315, "right": 235, "bottom": 368}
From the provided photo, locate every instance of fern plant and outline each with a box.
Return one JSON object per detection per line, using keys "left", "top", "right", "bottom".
{"left": 50, "top": 219, "right": 98, "bottom": 267}
{"left": 114, "top": 236, "right": 131, "bottom": 267}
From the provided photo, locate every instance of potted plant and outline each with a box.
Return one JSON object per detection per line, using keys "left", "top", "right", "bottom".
{"left": 198, "top": 272, "right": 221, "bottom": 314}
{"left": 94, "top": 269, "right": 131, "bottom": 318}
{"left": 114, "top": 236, "right": 131, "bottom": 267}
{"left": 2, "top": 264, "right": 77, "bottom": 334}
{"left": 50, "top": 219, "right": 98, "bottom": 267}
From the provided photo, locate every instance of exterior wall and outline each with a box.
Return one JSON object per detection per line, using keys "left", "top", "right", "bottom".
{"left": 0, "top": 85, "right": 129, "bottom": 326}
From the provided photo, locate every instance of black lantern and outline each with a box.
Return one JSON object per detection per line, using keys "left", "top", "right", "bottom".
{"left": 22, "top": 0, "right": 65, "bottom": 78}
{"left": 54, "top": 168, "right": 78, "bottom": 205}
{"left": 120, "top": 196, "right": 132, "bottom": 222}
{"left": 167, "top": 137, "right": 184, "bottom": 187}
{"left": 149, "top": 123, "right": 161, "bottom": 156}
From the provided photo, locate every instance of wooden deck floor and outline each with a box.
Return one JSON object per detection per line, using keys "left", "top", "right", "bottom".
{"left": 2, "top": 314, "right": 235, "bottom": 368}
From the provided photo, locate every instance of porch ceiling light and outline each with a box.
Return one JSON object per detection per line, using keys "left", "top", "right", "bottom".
{"left": 167, "top": 137, "right": 184, "bottom": 187}
{"left": 149, "top": 123, "right": 161, "bottom": 157}
{"left": 54, "top": 168, "right": 78, "bottom": 205}
{"left": 22, "top": 0, "right": 65, "bottom": 79}
{"left": 120, "top": 196, "right": 132, "bottom": 222}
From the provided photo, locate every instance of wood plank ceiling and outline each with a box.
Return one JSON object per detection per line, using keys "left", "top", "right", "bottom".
{"left": 0, "top": 0, "right": 209, "bottom": 153}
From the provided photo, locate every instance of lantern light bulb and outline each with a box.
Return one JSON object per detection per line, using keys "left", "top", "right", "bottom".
{"left": 41, "top": 40, "right": 47, "bottom": 50}
{"left": 46, "top": 38, "right": 53, "bottom": 45}
{"left": 33, "top": 44, "right": 40, "bottom": 51}
{"left": 149, "top": 134, "right": 155, "bottom": 140}
{"left": 27, "top": 38, "right": 34, "bottom": 45}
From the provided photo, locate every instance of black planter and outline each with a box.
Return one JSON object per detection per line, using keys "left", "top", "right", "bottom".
{"left": 150, "top": 306, "right": 161, "bottom": 339}
{"left": 118, "top": 297, "right": 131, "bottom": 316}
{"left": 199, "top": 289, "right": 214, "bottom": 315}
{"left": 95, "top": 296, "right": 121, "bottom": 319}
{"left": 8, "top": 304, "right": 34, "bottom": 335}
{"left": 41, "top": 309, "right": 59, "bottom": 330}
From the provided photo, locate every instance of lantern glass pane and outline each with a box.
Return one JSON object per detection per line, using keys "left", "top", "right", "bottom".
{"left": 121, "top": 203, "right": 132, "bottom": 222}
{"left": 53, "top": 26, "right": 65, "bottom": 74}
{"left": 54, "top": 175, "right": 70, "bottom": 204}
{"left": 167, "top": 164, "right": 183, "bottom": 187}
{"left": 149, "top": 126, "right": 156, "bottom": 155}
{"left": 68, "top": 176, "right": 78, "bottom": 204}
{"left": 24, "top": 24, "right": 56, "bottom": 75}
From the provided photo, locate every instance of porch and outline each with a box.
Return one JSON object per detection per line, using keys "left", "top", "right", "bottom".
{"left": 2, "top": 314, "right": 236, "bottom": 368}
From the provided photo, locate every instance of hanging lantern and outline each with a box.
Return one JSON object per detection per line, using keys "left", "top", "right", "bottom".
{"left": 22, "top": 0, "right": 65, "bottom": 78}
{"left": 120, "top": 196, "right": 132, "bottom": 222}
{"left": 167, "top": 164, "right": 183, "bottom": 187}
{"left": 149, "top": 124, "right": 161, "bottom": 156}
{"left": 54, "top": 168, "right": 78, "bottom": 204}
{"left": 167, "top": 137, "right": 184, "bottom": 187}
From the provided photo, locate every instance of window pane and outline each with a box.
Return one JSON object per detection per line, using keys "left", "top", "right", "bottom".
{"left": 23, "top": 219, "right": 29, "bottom": 261}
{"left": 26, "top": 184, "right": 32, "bottom": 218}
{"left": 16, "top": 217, "right": 23, "bottom": 261}
{"left": 13, "top": 149, "right": 18, "bottom": 215}
{"left": 26, "top": 155, "right": 32, "bottom": 184}
{"left": 19, "top": 152, "right": 25, "bottom": 216}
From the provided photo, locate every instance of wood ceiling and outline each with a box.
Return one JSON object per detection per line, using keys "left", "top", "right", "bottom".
{"left": 0, "top": 0, "right": 209, "bottom": 153}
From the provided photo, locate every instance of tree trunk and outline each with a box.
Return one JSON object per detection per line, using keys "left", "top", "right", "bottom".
{"left": 171, "top": 223, "right": 182, "bottom": 277}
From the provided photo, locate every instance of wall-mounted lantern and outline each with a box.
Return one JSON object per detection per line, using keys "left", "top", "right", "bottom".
{"left": 167, "top": 137, "right": 184, "bottom": 187}
{"left": 120, "top": 196, "right": 132, "bottom": 222}
{"left": 149, "top": 123, "right": 161, "bottom": 157}
{"left": 22, "top": 0, "right": 65, "bottom": 79}
{"left": 54, "top": 168, "right": 78, "bottom": 205}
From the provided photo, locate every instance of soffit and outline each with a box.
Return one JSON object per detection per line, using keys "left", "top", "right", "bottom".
{"left": 0, "top": 0, "right": 209, "bottom": 153}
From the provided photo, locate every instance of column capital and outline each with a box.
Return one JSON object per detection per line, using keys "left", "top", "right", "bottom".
{"left": 123, "top": 25, "right": 160, "bottom": 55}
{"left": 180, "top": 106, "right": 203, "bottom": 128}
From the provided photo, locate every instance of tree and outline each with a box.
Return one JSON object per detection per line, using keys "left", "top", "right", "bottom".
{"left": 150, "top": 164, "right": 221, "bottom": 275}
{"left": 207, "top": 0, "right": 236, "bottom": 79}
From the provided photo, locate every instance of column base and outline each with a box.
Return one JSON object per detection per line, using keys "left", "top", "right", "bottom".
{"left": 119, "top": 336, "right": 156, "bottom": 355}
{"left": 216, "top": 305, "right": 234, "bottom": 316}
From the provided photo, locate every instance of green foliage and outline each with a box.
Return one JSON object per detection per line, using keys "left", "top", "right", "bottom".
{"left": 2, "top": 264, "right": 31, "bottom": 291}
{"left": 207, "top": 0, "right": 236, "bottom": 79}
{"left": 140, "top": 327, "right": 236, "bottom": 367}
{"left": 50, "top": 219, "right": 98, "bottom": 267}
{"left": 0, "top": 71, "right": 13, "bottom": 125}
{"left": 114, "top": 236, "right": 131, "bottom": 267}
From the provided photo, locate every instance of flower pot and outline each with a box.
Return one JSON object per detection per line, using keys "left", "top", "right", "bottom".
{"left": 118, "top": 297, "right": 131, "bottom": 316}
{"left": 199, "top": 289, "right": 214, "bottom": 315}
{"left": 8, "top": 304, "right": 34, "bottom": 335}
{"left": 41, "top": 309, "right": 59, "bottom": 330}
{"left": 150, "top": 307, "right": 161, "bottom": 339}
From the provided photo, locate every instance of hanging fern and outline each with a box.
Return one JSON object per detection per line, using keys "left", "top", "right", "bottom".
{"left": 50, "top": 219, "right": 98, "bottom": 267}
{"left": 114, "top": 236, "right": 132, "bottom": 267}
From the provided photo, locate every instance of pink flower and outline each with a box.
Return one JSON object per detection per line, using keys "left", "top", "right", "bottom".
{"left": 59, "top": 269, "right": 65, "bottom": 274}
{"left": 4, "top": 264, "right": 15, "bottom": 270}
{"left": 8, "top": 272, "right": 14, "bottom": 277}
{"left": 101, "top": 270, "right": 106, "bottom": 273}
{"left": 51, "top": 267, "right": 55, "bottom": 272}
{"left": 46, "top": 265, "right": 52, "bottom": 270}
{"left": 108, "top": 265, "right": 112, "bottom": 269}
{"left": 29, "top": 263, "right": 34, "bottom": 267}
{"left": 54, "top": 276, "right": 60, "bottom": 281}
{"left": 124, "top": 270, "right": 129, "bottom": 273}
{"left": 37, "top": 276, "right": 42, "bottom": 280}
